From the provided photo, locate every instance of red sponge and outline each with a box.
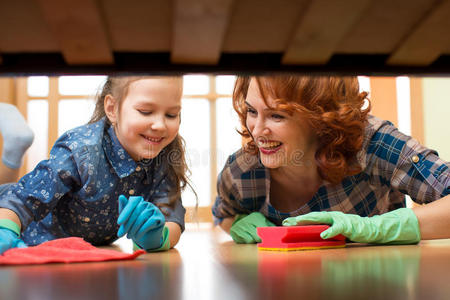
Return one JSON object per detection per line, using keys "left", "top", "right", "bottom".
{"left": 257, "top": 225, "right": 346, "bottom": 251}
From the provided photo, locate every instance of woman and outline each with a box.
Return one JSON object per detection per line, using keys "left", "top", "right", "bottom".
{"left": 213, "top": 75, "right": 450, "bottom": 244}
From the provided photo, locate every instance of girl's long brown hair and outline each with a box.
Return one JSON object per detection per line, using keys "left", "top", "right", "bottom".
{"left": 89, "top": 76, "right": 196, "bottom": 210}
{"left": 233, "top": 75, "right": 371, "bottom": 184}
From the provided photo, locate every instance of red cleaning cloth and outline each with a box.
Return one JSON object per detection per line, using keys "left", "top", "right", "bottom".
{"left": 0, "top": 237, "right": 146, "bottom": 265}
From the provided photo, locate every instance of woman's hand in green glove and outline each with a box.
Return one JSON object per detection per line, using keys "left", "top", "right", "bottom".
{"left": 230, "top": 212, "right": 275, "bottom": 244}
{"left": 282, "top": 208, "right": 421, "bottom": 245}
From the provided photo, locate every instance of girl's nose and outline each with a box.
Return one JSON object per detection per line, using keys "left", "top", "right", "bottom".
{"left": 150, "top": 115, "right": 166, "bottom": 131}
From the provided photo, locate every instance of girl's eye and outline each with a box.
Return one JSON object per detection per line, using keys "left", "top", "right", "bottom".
{"left": 138, "top": 110, "right": 152, "bottom": 116}
{"left": 166, "top": 113, "right": 179, "bottom": 119}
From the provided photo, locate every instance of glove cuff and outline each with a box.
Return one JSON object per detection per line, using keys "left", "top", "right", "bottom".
{"left": 133, "top": 226, "right": 171, "bottom": 252}
{"left": 397, "top": 208, "right": 421, "bottom": 244}
{"left": 372, "top": 208, "right": 421, "bottom": 245}
{"left": 232, "top": 214, "right": 247, "bottom": 226}
{"left": 0, "top": 219, "right": 20, "bottom": 237}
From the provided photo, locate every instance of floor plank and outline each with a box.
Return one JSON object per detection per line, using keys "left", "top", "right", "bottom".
{"left": 1, "top": 226, "right": 450, "bottom": 300}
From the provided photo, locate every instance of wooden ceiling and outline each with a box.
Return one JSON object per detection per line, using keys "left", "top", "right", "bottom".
{"left": 1, "top": 0, "right": 450, "bottom": 75}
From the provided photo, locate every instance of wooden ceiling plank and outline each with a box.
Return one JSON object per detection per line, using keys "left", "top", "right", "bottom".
{"left": 172, "top": 0, "right": 234, "bottom": 65}
{"left": 336, "top": 0, "right": 440, "bottom": 54}
{"left": 282, "top": 0, "right": 373, "bottom": 65}
{"left": 34, "top": 0, "right": 113, "bottom": 65}
{"left": 0, "top": 1, "right": 59, "bottom": 52}
{"left": 101, "top": 0, "right": 171, "bottom": 52}
{"left": 387, "top": 0, "right": 450, "bottom": 66}
{"left": 222, "top": 0, "right": 310, "bottom": 53}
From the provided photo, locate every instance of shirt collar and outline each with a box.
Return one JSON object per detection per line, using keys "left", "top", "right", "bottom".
{"left": 103, "top": 122, "right": 137, "bottom": 178}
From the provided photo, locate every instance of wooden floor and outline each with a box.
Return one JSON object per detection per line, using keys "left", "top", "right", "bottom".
{"left": 1, "top": 225, "right": 450, "bottom": 300}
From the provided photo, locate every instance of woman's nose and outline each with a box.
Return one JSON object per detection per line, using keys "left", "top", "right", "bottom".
{"left": 251, "top": 117, "right": 269, "bottom": 137}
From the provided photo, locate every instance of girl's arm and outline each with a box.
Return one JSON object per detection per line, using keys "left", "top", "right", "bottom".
{"left": 413, "top": 195, "right": 450, "bottom": 240}
{"left": 166, "top": 221, "right": 182, "bottom": 247}
{"left": 0, "top": 208, "right": 21, "bottom": 229}
{"left": 1, "top": 137, "right": 80, "bottom": 232}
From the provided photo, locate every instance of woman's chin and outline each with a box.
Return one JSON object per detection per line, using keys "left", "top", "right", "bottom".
{"left": 259, "top": 148, "right": 288, "bottom": 168}
{"left": 260, "top": 157, "right": 283, "bottom": 169}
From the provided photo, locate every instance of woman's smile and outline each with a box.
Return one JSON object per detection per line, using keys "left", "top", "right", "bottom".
{"left": 257, "top": 139, "right": 283, "bottom": 155}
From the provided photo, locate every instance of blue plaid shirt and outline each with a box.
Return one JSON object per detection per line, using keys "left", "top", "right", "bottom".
{"left": 213, "top": 115, "right": 450, "bottom": 225}
{"left": 0, "top": 118, "right": 185, "bottom": 246}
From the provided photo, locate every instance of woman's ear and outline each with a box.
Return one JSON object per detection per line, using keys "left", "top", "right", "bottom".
{"left": 104, "top": 95, "right": 118, "bottom": 125}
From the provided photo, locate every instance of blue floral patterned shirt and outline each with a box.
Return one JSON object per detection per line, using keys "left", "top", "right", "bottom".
{"left": 0, "top": 118, "right": 185, "bottom": 246}
{"left": 213, "top": 115, "right": 450, "bottom": 225}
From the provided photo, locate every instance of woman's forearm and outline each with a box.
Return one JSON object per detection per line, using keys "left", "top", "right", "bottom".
{"left": 218, "top": 217, "right": 234, "bottom": 234}
{"left": 413, "top": 195, "right": 450, "bottom": 240}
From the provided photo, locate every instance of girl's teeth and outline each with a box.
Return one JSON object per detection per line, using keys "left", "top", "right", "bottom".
{"left": 147, "top": 137, "right": 162, "bottom": 142}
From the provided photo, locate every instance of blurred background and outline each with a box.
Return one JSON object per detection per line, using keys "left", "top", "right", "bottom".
{"left": 1, "top": 75, "right": 449, "bottom": 224}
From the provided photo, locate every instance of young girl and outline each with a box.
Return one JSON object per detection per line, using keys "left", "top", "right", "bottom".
{"left": 0, "top": 76, "right": 190, "bottom": 254}
{"left": 213, "top": 75, "right": 450, "bottom": 244}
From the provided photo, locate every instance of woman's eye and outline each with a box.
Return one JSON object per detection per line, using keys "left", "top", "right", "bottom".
{"left": 246, "top": 108, "right": 257, "bottom": 116}
{"left": 271, "top": 113, "right": 285, "bottom": 120}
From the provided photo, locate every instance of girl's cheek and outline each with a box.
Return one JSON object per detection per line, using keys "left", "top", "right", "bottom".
{"left": 171, "top": 120, "right": 181, "bottom": 132}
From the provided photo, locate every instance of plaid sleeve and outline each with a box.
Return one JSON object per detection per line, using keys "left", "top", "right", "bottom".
{"left": 212, "top": 164, "right": 242, "bottom": 225}
{"left": 367, "top": 122, "right": 450, "bottom": 204}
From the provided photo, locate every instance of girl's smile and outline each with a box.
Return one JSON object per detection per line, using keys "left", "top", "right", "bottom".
{"left": 105, "top": 78, "right": 182, "bottom": 161}
{"left": 142, "top": 135, "right": 164, "bottom": 145}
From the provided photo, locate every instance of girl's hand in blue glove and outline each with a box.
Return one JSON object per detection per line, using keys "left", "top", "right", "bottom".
{"left": 117, "top": 195, "right": 166, "bottom": 250}
{"left": 0, "top": 228, "right": 27, "bottom": 255}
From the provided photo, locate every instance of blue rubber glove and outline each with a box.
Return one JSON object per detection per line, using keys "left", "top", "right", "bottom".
{"left": 0, "top": 219, "right": 27, "bottom": 254}
{"left": 117, "top": 195, "right": 166, "bottom": 251}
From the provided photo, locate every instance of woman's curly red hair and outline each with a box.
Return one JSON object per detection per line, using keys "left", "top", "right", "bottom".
{"left": 233, "top": 75, "right": 371, "bottom": 184}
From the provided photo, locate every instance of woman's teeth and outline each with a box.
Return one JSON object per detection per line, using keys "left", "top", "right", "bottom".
{"left": 258, "top": 141, "right": 282, "bottom": 149}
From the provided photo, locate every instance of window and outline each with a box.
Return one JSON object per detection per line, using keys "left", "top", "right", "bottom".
{"left": 179, "top": 75, "right": 241, "bottom": 221}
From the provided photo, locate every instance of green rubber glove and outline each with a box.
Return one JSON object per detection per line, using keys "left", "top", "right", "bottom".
{"left": 282, "top": 208, "right": 421, "bottom": 245}
{"left": 133, "top": 226, "right": 170, "bottom": 252}
{"left": 230, "top": 212, "right": 275, "bottom": 244}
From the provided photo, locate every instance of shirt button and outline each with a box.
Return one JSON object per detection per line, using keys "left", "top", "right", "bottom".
{"left": 83, "top": 217, "right": 90, "bottom": 222}
{"left": 412, "top": 155, "right": 420, "bottom": 163}
{"left": 129, "top": 189, "right": 135, "bottom": 195}
{"left": 136, "top": 166, "right": 142, "bottom": 172}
